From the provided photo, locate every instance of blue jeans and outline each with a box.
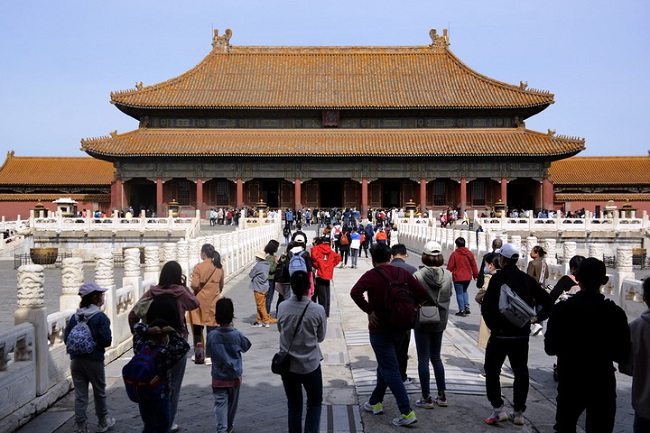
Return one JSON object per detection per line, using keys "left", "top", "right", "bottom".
{"left": 414, "top": 329, "right": 446, "bottom": 397}
{"left": 281, "top": 365, "right": 323, "bottom": 433}
{"left": 266, "top": 280, "right": 276, "bottom": 314}
{"left": 138, "top": 395, "right": 171, "bottom": 433}
{"left": 213, "top": 386, "right": 240, "bottom": 433}
{"left": 453, "top": 281, "right": 470, "bottom": 312}
{"left": 70, "top": 357, "right": 108, "bottom": 427}
{"left": 368, "top": 331, "right": 412, "bottom": 415}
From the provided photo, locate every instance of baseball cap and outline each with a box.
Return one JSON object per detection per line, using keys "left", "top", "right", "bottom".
{"left": 422, "top": 240, "right": 442, "bottom": 255}
{"left": 78, "top": 282, "right": 108, "bottom": 297}
{"left": 496, "top": 243, "right": 519, "bottom": 259}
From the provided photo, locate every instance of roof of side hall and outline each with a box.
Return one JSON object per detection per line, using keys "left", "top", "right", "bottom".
{"left": 0, "top": 152, "right": 115, "bottom": 186}
{"left": 549, "top": 156, "right": 650, "bottom": 185}
{"left": 110, "top": 29, "right": 554, "bottom": 112}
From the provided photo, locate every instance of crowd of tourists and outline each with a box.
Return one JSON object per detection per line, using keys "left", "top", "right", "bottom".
{"left": 62, "top": 227, "right": 649, "bottom": 433}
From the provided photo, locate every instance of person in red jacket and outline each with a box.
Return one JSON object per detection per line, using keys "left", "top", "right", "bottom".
{"left": 310, "top": 236, "right": 342, "bottom": 317}
{"left": 446, "top": 237, "right": 479, "bottom": 316}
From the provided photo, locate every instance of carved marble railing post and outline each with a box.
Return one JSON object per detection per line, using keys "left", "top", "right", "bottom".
{"left": 144, "top": 246, "right": 160, "bottom": 285}
{"left": 588, "top": 243, "right": 605, "bottom": 261}
{"left": 615, "top": 246, "right": 634, "bottom": 304}
{"left": 543, "top": 238, "right": 557, "bottom": 266}
{"left": 486, "top": 231, "right": 496, "bottom": 251}
{"left": 176, "top": 239, "right": 189, "bottom": 276}
{"left": 15, "top": 264, "right": 47, "bottom": 395}
{"left": 188, "top": 237, "right": 201, "bottom": 270}
{"left": 477, "top": 230, "right": 487, "bottom": 253}
{"left": 61, "top": 257, "right": 84, "bottom": 311}
{"left": 123, "top": 248, "right": 142, "bottom": 297}
{"left": 162, "top": 242, "right": 176, "bottom": 263}
{"left": 94, "top": 251, "right": 116, "bottom": 335}
{"left": 563, "top": 241, "right": 577, "bottom": 275}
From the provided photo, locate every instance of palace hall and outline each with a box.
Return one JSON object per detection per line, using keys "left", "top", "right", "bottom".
{"left": 3, "top": 29, "right": 646, "bottom": 219}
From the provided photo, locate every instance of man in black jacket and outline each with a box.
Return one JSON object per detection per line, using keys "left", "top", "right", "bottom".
{"left": 481, "top": 243, "right": 552, "bottom": 426}
{"left": 544, "top": 258, "right": 629, "bottom": 433}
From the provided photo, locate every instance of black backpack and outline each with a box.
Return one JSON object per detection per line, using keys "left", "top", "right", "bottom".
{"left": 146, "top": 294, "right": 182, "bottom": 332}
{"left": 274, "top": 254, "right": 290, "bottom": 283}
{"left": 374, "top": 267, "right": 418, "bottom": 330}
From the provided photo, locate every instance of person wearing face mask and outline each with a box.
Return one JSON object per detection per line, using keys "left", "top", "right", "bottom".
{"left": 475, "top": 253, "right": 500, "bottom": 349}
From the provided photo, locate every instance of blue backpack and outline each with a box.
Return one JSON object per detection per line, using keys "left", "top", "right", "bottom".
{"left": 288, "top": 250, "right": 308, "bottom": 276}
{"left": 122, "top": 347, "right": 164, "bottom": 402}
{"left": 66, "top": 315, "right": 96, "bottom": 355}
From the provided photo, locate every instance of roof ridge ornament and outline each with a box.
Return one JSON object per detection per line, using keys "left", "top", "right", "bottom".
{"left": 135, "top": 82, "right": 143, "bottom": 91}
{"left": 212, "top": 29, "right": 233, "bottom": 52}
{"left": 519, "top": 81, "right": 528, "bottom": 90}
{"left": 429, "top": 28, "right": 450, "bottom": 47}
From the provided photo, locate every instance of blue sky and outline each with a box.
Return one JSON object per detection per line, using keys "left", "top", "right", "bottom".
{"left": 0, "top": 0, "right": 648, "bottom": 157}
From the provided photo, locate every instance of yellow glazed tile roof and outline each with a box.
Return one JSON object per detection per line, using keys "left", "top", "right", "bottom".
{"left": 0, "top": 152, "right": 114, "bottom": 186}
{"left": 555, "top": 193, "right": 650, "bottom": 202}
{"left": 81, "top": 127, "right": 584, "bottom": 158}
{"left": 550, "top": 156, "right": 650, "bottom": 185}
{"left": 110, "top": 37, "right": 554, "bottom": 110}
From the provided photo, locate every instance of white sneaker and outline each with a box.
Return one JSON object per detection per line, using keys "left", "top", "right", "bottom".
{"left": 96, "top": 416, "right": 115, "bottom": 432}
{"left": 531, "top": 323, "right": 543, "bottom": 336}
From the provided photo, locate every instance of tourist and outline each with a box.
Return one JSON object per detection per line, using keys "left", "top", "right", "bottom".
{"left": 389, "top": 244, "right": 418, "bottom": 386}
{"left": 482, "top": 243, "right": 552, "bottom": 426}
{"left": 350, "top": 244, "right": 426, "bottom": 427}
{"left": 338, "top": 227, "right": 351, "bottom": 268}
{"left": 206, "top": 298, "right": 252, "bottom": 433}
{"left": 475, "top": 253, "right": 500, "bottom": 349}
{"left": 128, "top": 260, "right": 199, "bottom": 432}
{"left": 310, "top": 236, "right": 341, "bottom": 317}
{"left": 620, "top": 277, "right": 650, "bottom": 433}
{"left": 264, "top": 240, "right": 281, "bottom": 317}
{"left": 375, "top": 227, "right": 388, "bottom": 245}
{"left": 189, "top": 243, "right": 224, "bottom": 360}
{"left": 446, "top": 237, "right": 479, "bottom": 316}
{"left": 291, "top": 223, "right": 307, "bottom": 244}
{"left": 477, "top": 238, "right": 503, "bottom": 292}
{"left": 249, "top": 251, "right": 275, "bottom": 327}
{"left": 131, "top": 319, "right": 189, "bottom": 433}
{"left": 64, "top": 282, "right": 115, "bottom": 433}
{"left": 544, "top": 258, "right": 630, "bottom": 432}
{"left": 412, "top": 241, "right": 453, "bottom": 409}
{"left": 349, "top": 229, "right": 361, "bottom": 268}
{"left": 527, "top": 245, "right": 549, "bottom": 336}
{"left": 277, "top": 271, "right": 327, "bottom": 433}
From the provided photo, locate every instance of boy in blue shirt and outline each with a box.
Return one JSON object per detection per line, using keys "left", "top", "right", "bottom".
{"left": 207, "top": 298, "right": 252, "bottom": 433}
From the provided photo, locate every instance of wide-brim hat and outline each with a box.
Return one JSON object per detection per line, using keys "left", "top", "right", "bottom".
{"left": 255, "top": 251, "right": 267, "bottom": 260}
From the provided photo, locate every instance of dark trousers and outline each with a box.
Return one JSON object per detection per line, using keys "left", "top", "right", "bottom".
{"left": 138, "top": 394, "right": 171, "bottom": 433}
{"left": 281, "top": 366, "right": 323, "bottom": 433}
{"left": 398, "top": 330, "right": 410, "bottom": 382}
{"left": 312, "top": 277, "right": 331, "bottom": 317}
{"left": 484, "top": 336, "right": 530, "bottom": 412}
{"left": 554, "top": 370, "right": 616, "bottom": 433}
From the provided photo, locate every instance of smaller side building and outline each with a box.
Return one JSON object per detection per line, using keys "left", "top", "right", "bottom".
{"left": 550, "top": 155, "right": 650, "bottom": 215}
{"left": 0, "top": 151, "right": 114, "bottom": 219}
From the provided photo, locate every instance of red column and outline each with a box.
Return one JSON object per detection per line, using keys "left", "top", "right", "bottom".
{"left": 361, "top": 178, "right": 369, "bottom": 218}
{"left": 156, "top": 178, "right": 163, "bottom": 216}
{"left": 542, "top": 177, "right": 554, "bottom": 211}
{"left": 111, "top": 178, "right": 123, "bottom": 212}
{"left": 294, "top": 178, "right": 301, "bottom": 210}
{"left": 236, "top": 178, "right": 244, "bottom": 209}
{"left": 196, "top": 177, "right": 203, "bottom": 215}
{"left": 460, "top": 177, "right": 467, "bottom": 213}
{"left": 500, "top": 177, "right": 508, "bottom": 204}
{"left": 419, "top": 178, "right": 427, "bottom": 213}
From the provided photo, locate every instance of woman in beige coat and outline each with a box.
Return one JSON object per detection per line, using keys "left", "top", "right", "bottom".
{"left": 475, "top": 253, "right": 500, "bottom": 349}
{"left": 189, "top": 244, "right": 224, "bottom": 350}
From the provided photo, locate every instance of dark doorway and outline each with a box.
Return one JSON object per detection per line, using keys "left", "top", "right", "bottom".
{"left": 262, "top": 181, "right": 279, "bottom": 208}
{"left": 320, "top": 181, "right": 343, "bottom": 208}
{"left": 508, "top": 183, "right": 534, "bottom": 211}
{"left": 382, "top": 181, "right": 401, "bottom": 208}
{"left": 128, "top": 180, "right": 156, "bottom": 213}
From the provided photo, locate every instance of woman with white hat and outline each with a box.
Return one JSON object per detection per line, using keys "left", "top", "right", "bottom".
{"left": 250, "top": 250, "right": 275, "bottom": 327}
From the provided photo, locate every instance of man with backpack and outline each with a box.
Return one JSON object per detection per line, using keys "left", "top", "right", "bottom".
{"left": 481, "top": 243, "right": 553, "bottom": 426}
{"left": 350, "top": 244, "right": 426, "bottom": 427}
{"left": 311, "top": 236, "right": 342, "bottom": 317}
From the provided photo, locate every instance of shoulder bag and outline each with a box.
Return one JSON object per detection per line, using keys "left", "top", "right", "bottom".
{"left": 417, "top": 276, "right": 442, "bottom": 326}
{"left": 271, "top": 302, "right": 311, "bottom": 375}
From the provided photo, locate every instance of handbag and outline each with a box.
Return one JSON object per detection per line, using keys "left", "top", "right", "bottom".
{"left": 195, "top": 265, "right": 218, "bottom": 295}
{"left": 417, "top": 305, "right": 441, "bottom": 325}
{"left": 271, "top": 302, "right": 311, "bottom": 375}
